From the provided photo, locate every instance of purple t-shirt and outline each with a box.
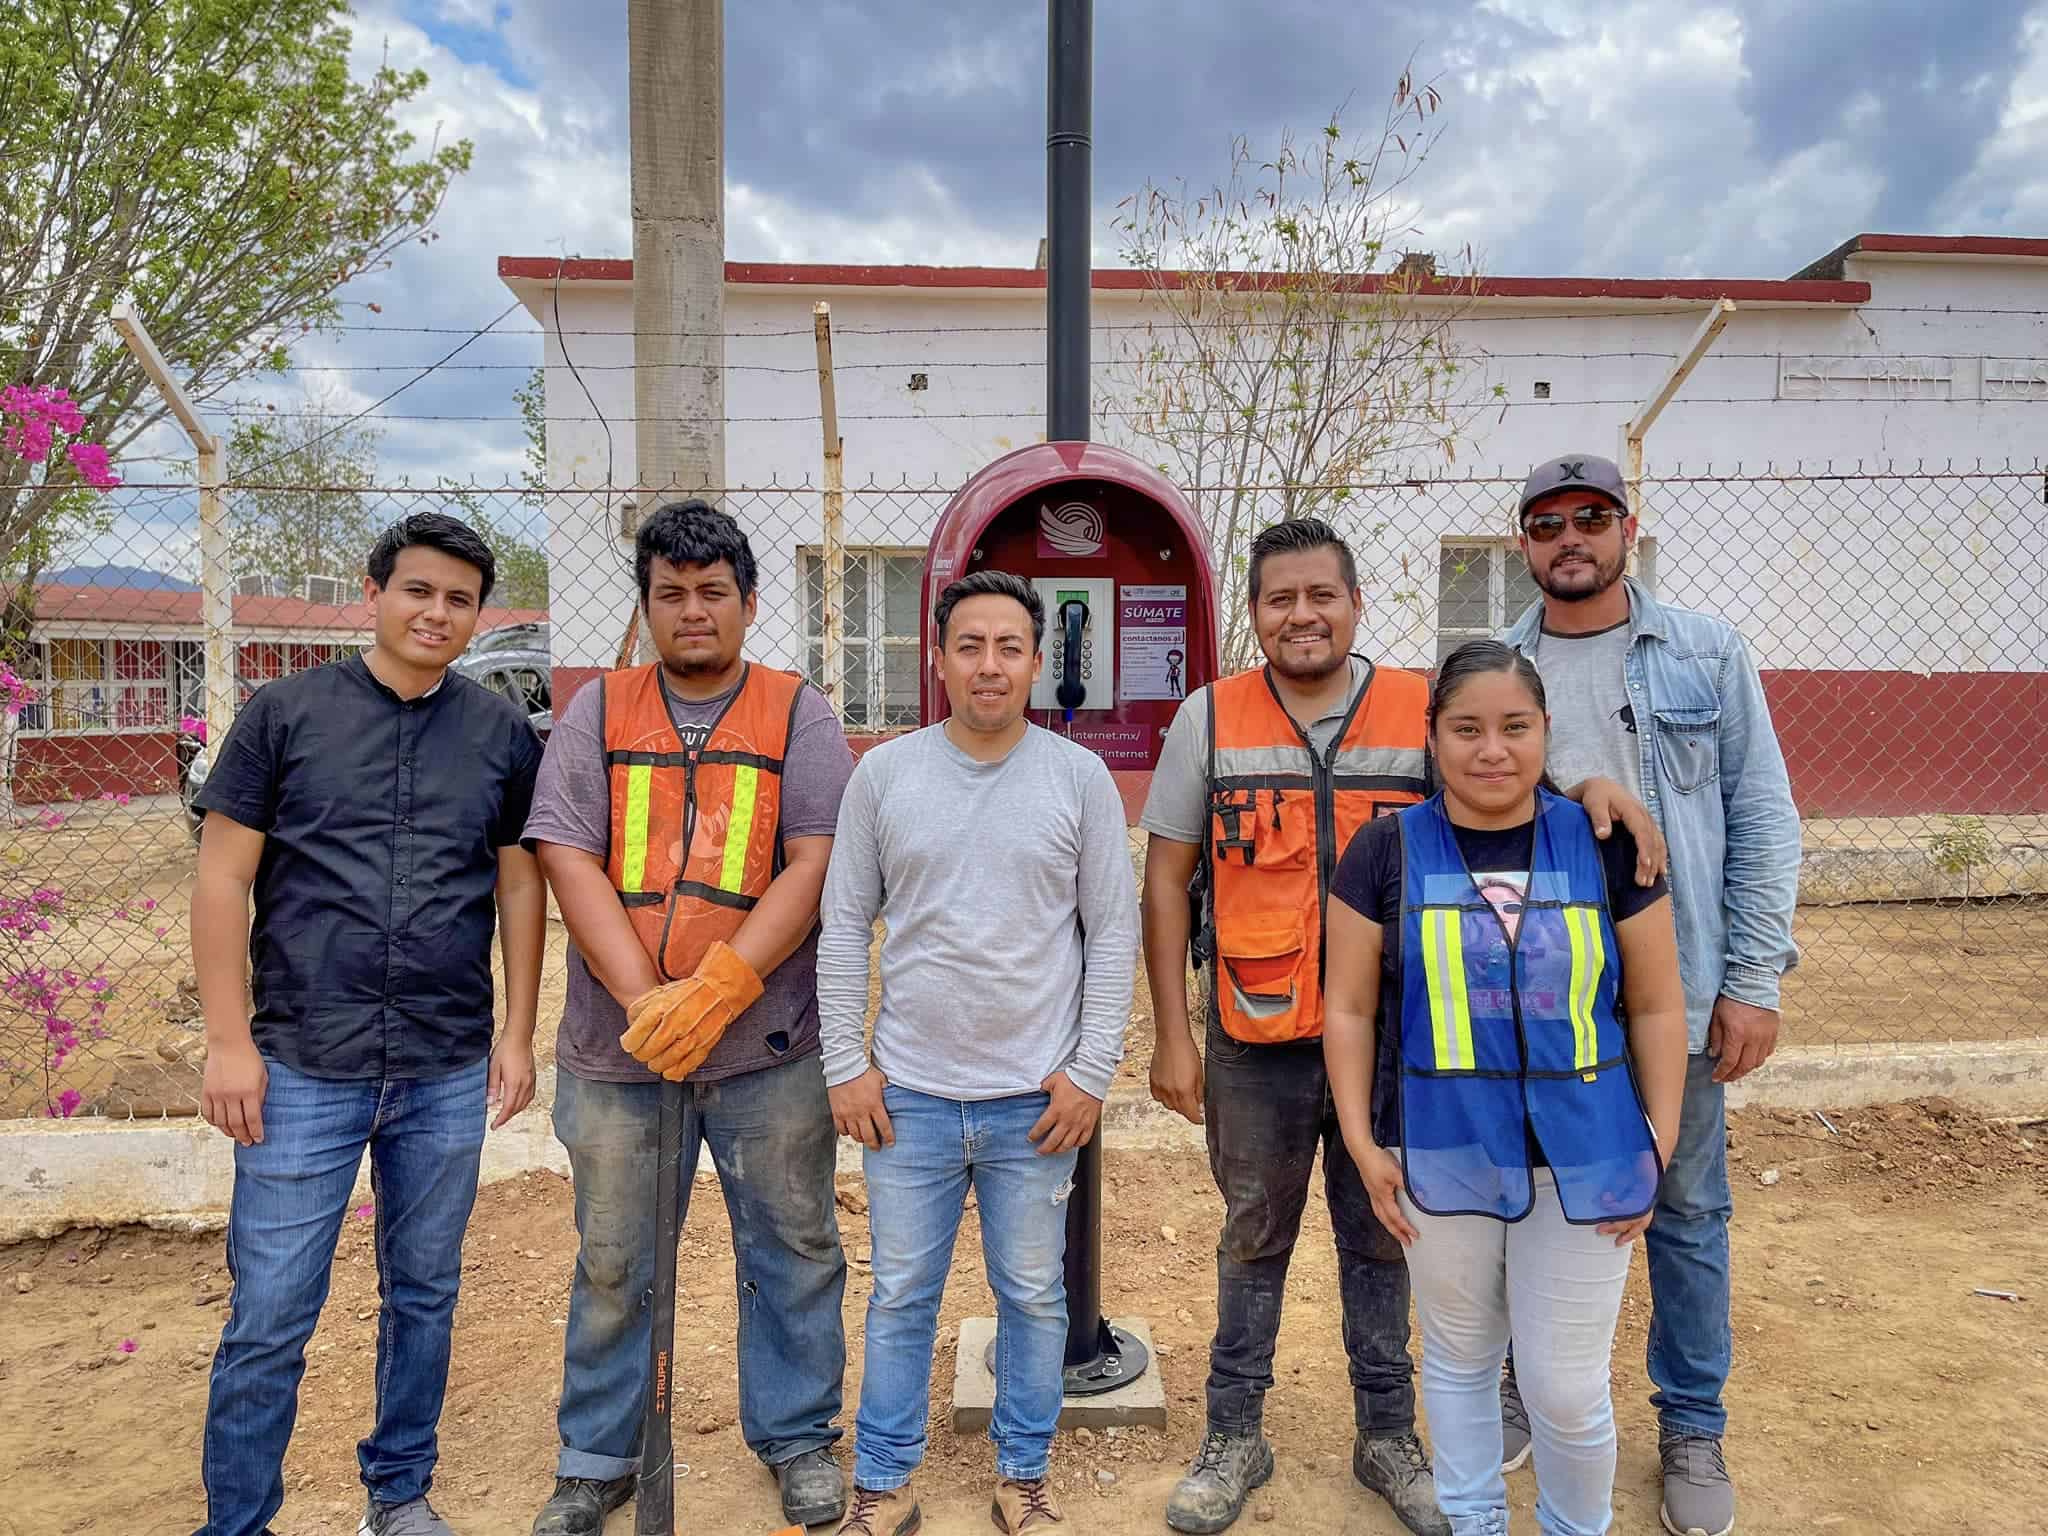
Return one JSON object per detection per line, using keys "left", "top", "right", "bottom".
{"left": 522, "top": 667, "right": 855, "bottom": 1084}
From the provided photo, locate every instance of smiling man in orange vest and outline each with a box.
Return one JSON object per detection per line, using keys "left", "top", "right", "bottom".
{"left": 523, "top": 500, "right": 855, "bottom": 1536}
{"left": 1140, "top": 517, "right": 1662, "bottom": 1536}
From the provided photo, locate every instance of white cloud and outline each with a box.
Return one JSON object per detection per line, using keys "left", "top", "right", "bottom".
{"left": 102, "top": 0, "right": 2046, "bottom": 510}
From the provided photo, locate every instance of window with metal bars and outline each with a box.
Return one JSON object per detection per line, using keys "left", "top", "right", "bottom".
{"left": 1435, "top": 538, "right": 1657, "bottom": 664}
{"left": 798, "top": 547, "right": 923, "bottom": 730}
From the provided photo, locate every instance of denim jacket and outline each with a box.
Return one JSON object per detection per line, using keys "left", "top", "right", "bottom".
{"left": 1502, "top": 579, "right": 1801, "bottom": 1051}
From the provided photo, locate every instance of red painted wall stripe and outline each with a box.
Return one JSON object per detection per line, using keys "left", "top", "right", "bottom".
{"left": 551, "top": 667, "right": 2047, "bottom": 824}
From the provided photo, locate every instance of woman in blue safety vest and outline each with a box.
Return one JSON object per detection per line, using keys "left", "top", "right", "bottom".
{"left": 1323, "top": 640, "right": 1687, "bottom": 1536}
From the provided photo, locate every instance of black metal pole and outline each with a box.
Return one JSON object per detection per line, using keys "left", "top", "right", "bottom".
{"left": 1048, "top": 0, "right": 1146, "bottom": 1394}
{"left": 1046, "top": 0, "right": 1091, "bottom": 443}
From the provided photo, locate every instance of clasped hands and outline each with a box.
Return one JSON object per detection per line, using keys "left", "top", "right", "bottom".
{"left": 618, "top": 940, "right": 764, "bottom": 1080}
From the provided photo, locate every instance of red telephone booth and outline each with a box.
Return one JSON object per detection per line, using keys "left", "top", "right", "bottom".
{"left": 920, "top": 441, "right": 1220, "bottom": 812}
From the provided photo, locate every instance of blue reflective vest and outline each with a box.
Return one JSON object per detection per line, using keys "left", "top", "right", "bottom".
{"left": 1395, "top": 789, "right": 1662, "bottom": 1224}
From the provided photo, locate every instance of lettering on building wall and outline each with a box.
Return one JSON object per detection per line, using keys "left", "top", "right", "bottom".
{"left": 1982, "top": 359, "right": 2048, "bottom": 400}
{"left": 1776, "top": 355, "right": 2048, "bottom": 401}
{"left": 1777, "top": 356, "right": 1956, "bottom": 400}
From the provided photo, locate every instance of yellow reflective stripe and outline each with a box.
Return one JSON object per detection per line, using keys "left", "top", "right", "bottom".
{"left": 1564, "top": 907, "right": 1605, "bottom": 1071}
{"left": 620, "top": 764, "right": 653, "bottom": 894}
{"left": 720, "top": 765, "right": 759, "bottom": 893}
{"left": 1420, "top": 909, "right": 1473, "bottom": 1070}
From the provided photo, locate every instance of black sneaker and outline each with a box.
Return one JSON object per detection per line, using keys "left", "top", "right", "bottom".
{"left": 1353, "top": 1431, "right": 1451, "bottom": 1536}
{"left": 1500, "top": 1359, "right": 1532, "bottom": 1473}
{"left": 1165, "top": 1427, "right": 1274, "bottom": 1534}
{"left": 530, "top": 1474, "right": 636, "bottom": 1536}
{"left": 776, "top": 1446, "right": 849, "bottom": 1526}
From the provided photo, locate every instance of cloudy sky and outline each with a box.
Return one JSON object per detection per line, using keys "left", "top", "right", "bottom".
{"left": 99, "top": 0, "right": 2048, "bottom": 566}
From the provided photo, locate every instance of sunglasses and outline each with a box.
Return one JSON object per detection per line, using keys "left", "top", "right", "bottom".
{"left": 1522, "top": 506, "right": 1622, "bottom": 542}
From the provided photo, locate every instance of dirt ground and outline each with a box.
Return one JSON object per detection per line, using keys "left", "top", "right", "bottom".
{"left": 9, "top": 806, "right": 2048, "bottom": 1118}
{"left": 3, "top": 1098, "right": 2044, "bottom": 1535}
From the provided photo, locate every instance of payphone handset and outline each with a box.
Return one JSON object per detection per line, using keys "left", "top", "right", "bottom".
{"left": 1029, "top": 575, "right": 1115, "bottom": 717}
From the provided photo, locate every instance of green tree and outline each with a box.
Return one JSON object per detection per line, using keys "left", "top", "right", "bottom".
{"left": 1106, "top": 70, "right": 1497, "bottom": 667}
{"left": 0, "top": 0, "right": 471, "bottom": 570}
{"left": 225, "top": 390, "right": 383, "bottom": 590}
{"left": 1926, "top": 814, "right": 1998, "bottom": 950}
{"left": 442, "top": 362, "right": 548, "bottom": 609}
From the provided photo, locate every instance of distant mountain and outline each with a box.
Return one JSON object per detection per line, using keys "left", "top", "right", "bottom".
{"left": 44, "top": 564, "right": 199, "bottom": 592}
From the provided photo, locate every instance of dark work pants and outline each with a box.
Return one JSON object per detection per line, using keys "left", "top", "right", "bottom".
{"left": 1201, "top": 1019, "right": 1416, "bottom": 1438}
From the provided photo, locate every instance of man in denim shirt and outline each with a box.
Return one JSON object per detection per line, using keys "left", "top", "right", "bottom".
{"left": 1500, "top": 453, "right": 1801, "bottom": 1536}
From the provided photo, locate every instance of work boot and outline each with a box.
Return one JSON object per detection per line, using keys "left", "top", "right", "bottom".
{"left": 359, "top": 1497, "right": 455, "bottom": 1536}
{"left": 1164, "top": 1428, "right": 1273, "bottom": 1534}
{"left": 1499, "top": 1359, "right": 1532, "bottom": 1473}
{"left": 1353, "top": 1431, "right": 1451, "bottom": 1536}
{"left": 835, "top": 1484, "right": 921, "bottom": 1536}
{"left": 991, "top": 1476, "right": 1065, "bottom": 1532}
{"left": 530, "top": 1475, "right": 636, "bottom": 1536}
{"left": 1660, "top": 1434, "right": 1736, "bottom": 1536}
{"left": 777, "top": 1447, "right": 849, "bottom": 1527}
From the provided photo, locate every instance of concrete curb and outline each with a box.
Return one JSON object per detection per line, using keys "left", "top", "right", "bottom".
{"left": 5, "top": 1046, "right": 2046, "bottom": 1242}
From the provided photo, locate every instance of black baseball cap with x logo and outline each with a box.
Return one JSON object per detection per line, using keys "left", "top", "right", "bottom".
{"left": 1518, "top": 452, "right": 1628, "bottom": 521}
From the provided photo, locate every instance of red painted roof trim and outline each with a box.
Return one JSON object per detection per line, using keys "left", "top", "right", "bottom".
{"left": 23, "top": 583, "right": 548, "bottom": 630}
{"left": 1856, "top": 234, "right": 2048, "bottom": 260}
{"left": 498, "top": 255, "right": 1868, "bottom": 305}
{"left": 1790, "top": 233, "right": 2048, "bottom": 281}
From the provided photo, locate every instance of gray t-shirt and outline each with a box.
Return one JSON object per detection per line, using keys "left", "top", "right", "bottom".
{"left": 816, "top": 722, "right": 1137, "bottom": 1102}
{"left": 1139, "top": 657, "right": 1371, "bottom": 843}
{"left": 1530, "top": 620, "right": 1641, "bottom": 799}
{"left": 522, "top": 668, "right": 855, "bottom": 1083}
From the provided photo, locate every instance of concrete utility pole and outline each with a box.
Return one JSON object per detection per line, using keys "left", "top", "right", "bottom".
{"left": 631, "top": 0, "right": 726, "bottom": 509}
{"left": 628, "top": 5, "right": 724, "bottom": 1531}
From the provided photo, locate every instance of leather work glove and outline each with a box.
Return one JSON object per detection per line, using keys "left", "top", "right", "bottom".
{"left": 618, "top": 941, "right": 765, "bottom": 1081}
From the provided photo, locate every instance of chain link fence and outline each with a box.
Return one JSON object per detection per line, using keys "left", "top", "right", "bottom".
{"left": 4, "top": 465, "right": 2043, "bottom": 1120}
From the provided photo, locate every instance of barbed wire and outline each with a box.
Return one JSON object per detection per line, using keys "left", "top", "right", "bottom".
{"left": 78, "top": 460, "right": 2048, "bottom": 497}
{"left": 193, "top": 395, "right": 2048, "bottom": 425}
{"left": 314, "top": 301, "right": 2048, "bottom": 339}
{"left": 241, "top": 349, "right": 2048, "bottom": 376}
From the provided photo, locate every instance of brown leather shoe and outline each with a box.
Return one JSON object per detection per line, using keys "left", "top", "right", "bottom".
{"left": 991, "top": 1477, "right": 1065, "bottom": 1532}
{"left": 837, "top": 1484, "right": 921, "bottom": 1536}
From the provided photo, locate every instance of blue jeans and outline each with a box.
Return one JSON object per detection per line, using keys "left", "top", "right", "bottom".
{"left": 197, "top": 1055, "right": 488, "bottom": 1536}
{"left": 1402, "top": 1171, "right": 1633, "bottom": 1536}
{"left": 1644, "top": 1050, "right": 1732, "bottom": 1439}
{"left": 552, "top": 1058, "right": 846, "bottom": 1479}
{"left": 854, "top": 1086, "right": 1078, "bottom": 1490}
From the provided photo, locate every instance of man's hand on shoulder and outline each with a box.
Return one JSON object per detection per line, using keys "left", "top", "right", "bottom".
{"left": 1573, "top": 775, "right": 1668, "bottom": 887}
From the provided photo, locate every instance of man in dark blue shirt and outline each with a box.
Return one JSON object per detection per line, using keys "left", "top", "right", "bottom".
{"left": 189, "top": 512, "right": 546, "bottom": 1536}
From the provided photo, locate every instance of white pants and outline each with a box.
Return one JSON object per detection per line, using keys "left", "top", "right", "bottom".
{"left": 1400, "top": 1168, "right": 1632, "bottom": 1536}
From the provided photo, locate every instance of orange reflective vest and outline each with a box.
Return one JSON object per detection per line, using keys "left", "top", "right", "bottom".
{"left": 602, "top": 662, "right": 802, "bottom": 981}
{"left": 1206, "top": 660, "right": 1429, "bottom": 1042}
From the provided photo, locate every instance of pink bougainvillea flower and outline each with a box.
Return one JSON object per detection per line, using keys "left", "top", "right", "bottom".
{"left": 66, "top": 441, "right": 119, "bottom": 489}
{"left": 353, "top": 1203, "right": 374, "bottom": 1220}
{"left": 118, "top": 1338, "right": 137, "bottom": 1353}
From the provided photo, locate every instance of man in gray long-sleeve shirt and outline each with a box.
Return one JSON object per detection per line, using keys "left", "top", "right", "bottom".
{"left": 817, "top": 570, "right": 1136, "bottom": 1536}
